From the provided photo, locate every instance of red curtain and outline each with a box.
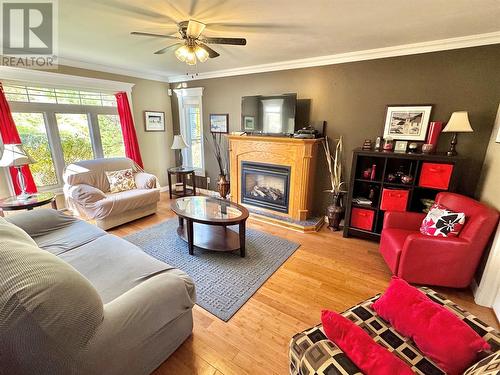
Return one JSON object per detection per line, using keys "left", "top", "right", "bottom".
{"left": 115, "top": 92, "right": 144, "bottom": 168}
{"left": 0, "top": 83, "right": 37, "bottom": 194}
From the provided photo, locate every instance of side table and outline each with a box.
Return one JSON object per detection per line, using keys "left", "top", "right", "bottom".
{"left": 167, "top": 167, "right": 197, "bottom": 199}
{"left": 0, "top": 192, "right": 57, "bottom": 217}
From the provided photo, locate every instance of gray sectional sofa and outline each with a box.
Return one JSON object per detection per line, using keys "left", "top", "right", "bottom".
{"left": 0, "top": 209, "right": 195, "bottom": 375}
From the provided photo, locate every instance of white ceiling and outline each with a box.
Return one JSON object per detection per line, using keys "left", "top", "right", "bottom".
{"left": 60, "top": 0, "right": 500, "bottom": 81}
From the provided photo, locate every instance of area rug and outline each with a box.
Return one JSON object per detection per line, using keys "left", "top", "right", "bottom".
{"left": 125, "top": 219, "right": 300, "bottom": 321}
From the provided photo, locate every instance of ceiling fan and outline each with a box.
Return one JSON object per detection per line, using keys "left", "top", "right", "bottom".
{"left": 131, "top": 19, "right": 247, "bottom": 65}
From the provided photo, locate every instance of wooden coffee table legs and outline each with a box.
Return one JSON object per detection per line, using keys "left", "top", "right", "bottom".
{"left": 187, "top": 219, "right": 194, "bottom": 255}
{"left": 176, "top": 217, "right": 246, "bottom": 257}
{"left": 239, "top": 220, "right": 246, "bottom": 257}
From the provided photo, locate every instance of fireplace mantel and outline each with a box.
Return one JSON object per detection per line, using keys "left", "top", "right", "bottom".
{"left": 228, "top": 135, "right": 322, "bottom": 230}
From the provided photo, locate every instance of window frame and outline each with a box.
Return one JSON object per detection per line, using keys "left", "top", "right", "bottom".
{"left": 174, "top": 87, "right": 205, "bottom": 176}
{"left": 9, "top": 101, "right": 120, "bottom": 191}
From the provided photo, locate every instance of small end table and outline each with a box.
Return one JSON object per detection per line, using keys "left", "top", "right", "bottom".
{"left": 167, "top": 167, "right": 197, "bottom": 199}
{"left": 0, "top": 192, "right": 57, "bottom": 217}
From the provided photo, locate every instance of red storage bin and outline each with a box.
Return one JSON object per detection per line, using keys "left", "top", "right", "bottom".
{"left": 419, "top": 163, "right": 453, "bottom": 190}
{"left": 380, "top": 188, "right": 409, "bottom": 212}
{"left": 351, "top": 208, "right": 375, "bottom": 231}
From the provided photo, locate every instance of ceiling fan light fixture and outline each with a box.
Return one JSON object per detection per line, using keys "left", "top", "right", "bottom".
{"left": 185, "top": 51, "right": 197, "bottom": 65}
{"left": 194, "top": 45, "right": 209, "bottom": 62}
{"left": 175, "top": 45, "right": 191, "bottom": 62}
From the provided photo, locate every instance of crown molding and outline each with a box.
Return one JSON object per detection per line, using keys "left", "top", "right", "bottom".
{"left": 168, "top": 31, "right": 500, "bottom": 83}
{"left": 58, "top": 57, "right": 171, "bottom": 83}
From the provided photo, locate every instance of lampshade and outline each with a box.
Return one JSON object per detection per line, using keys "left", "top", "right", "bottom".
{"left": 171, "top": 135, "right": 189, "bottom": 150}
{"left": 443, "top": 111, "right": 474, "bottom": 133}
{"left": 0, "top": 144, "right": 35, "bottom": 167}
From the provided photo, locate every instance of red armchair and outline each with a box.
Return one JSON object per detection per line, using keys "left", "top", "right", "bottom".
{"left": 379, "top": 192, "right": 499, "bottom": 288}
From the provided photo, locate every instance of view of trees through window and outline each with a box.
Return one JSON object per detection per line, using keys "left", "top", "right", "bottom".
{"left": 7, "top": 84, "right": 125, "bottom": 189}
{"left": 98, "top": 114, "right": 125, "bottom": 158}
{"left": 55, "top": 113, "right": 95, "bottom": 165}
{"left": 12, "top": 113, "right": 58, "bottom": 187}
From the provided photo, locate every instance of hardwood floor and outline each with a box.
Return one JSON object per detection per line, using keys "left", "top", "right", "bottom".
{"left": 110, "top": 193, "right": 499, "bottom": 375}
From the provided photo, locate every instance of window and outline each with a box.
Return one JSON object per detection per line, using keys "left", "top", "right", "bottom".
{"left": 98, "top": 114, "right": 125, "bottom": 158}
{"left": 4, "top": 84, "right": 125, "bottom": 190}
{"left": 11, "top": 112, "right": 58, "bottom": 187}
{"left": 174, "top": 87, "right": 205, "bottom": 175}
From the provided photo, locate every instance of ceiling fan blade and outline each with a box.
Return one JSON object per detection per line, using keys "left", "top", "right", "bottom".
{"left": 186, "top": 19, "right": 206, "bottom": 39}
{"left": 201, "top": 37, "right": 246, "bottom": 46}
{"left": 198, "top": 43, "right": 220, "bottom": 58}
{"left": 154, "top": 43, "right": 183, "bottom": 54}
{"left": 131, "top": 31, "right": 181, "bottom": 40}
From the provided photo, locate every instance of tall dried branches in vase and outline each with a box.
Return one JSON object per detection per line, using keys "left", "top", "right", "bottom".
{"left": 322, "top": 136, "right": 347, "bottom": 231}
{"left": 205, "top": 133, "right": 230, "bottom": 199}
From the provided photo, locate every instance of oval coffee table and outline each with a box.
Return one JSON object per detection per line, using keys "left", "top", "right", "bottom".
{"left": 171, "top": 196, "right": 249, "bottom": 257}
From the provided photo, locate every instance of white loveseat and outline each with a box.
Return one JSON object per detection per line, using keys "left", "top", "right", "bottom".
{"left": 63, "top": 157, "right": 160, "bottom": 229}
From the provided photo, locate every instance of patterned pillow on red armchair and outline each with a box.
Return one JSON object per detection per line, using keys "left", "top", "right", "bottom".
{"left": 420, "top": 203, "right": 466, "bottom": 237}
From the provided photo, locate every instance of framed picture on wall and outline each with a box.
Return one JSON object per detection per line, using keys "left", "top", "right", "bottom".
{"left": 144, "top": 111, "right": 165, "bottom": 132}
{"left": 383, "top": 105, "right": 432, "bottom": 141}
{"left": 210, "top": 114, "right": 229, "bottom": 133}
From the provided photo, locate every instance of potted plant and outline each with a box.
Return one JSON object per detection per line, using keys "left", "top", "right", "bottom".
{"left": 206, "top": 133, "right": 230, "bottom": 199}
{"left": 322, "top": 135, "right": 347, "bottom": 231}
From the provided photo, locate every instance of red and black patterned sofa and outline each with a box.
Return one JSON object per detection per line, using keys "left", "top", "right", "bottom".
{"left": 289, "top": 288, "right": 500, "bottom": 375}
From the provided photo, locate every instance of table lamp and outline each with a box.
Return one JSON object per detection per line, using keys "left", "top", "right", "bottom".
{"left": 171, "top": 135, "right": 189, "bottom": 167}
{"left": 442, "top": 111, "right": 473, "bottom": 156}
{"left": 0, "top": 143, "right": 36, "bottom": 199}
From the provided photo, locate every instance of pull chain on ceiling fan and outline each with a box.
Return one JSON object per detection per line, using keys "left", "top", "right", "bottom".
{"left": 131, "top": 19, "right": 247, "bottom": 65}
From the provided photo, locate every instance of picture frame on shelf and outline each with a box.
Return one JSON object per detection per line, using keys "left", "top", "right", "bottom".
{"left": 383, "top": 105, "right": 432, "bottom": 141}
{"left": 144, "top": 111, "right": 165, "bottom": 132}
{"left": 243, "top": 116, "right": 255, "bottom": 131}
{"left": 210, "top": 114, "right": 229, "bottom": 133}
{"left": 394, "top": 140, "right": 408, "bottom": 153}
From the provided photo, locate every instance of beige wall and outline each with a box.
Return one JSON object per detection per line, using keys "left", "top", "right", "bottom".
{"left": 477, "top": 104, "right": 500, "bottom": 209}
{"left": 172, "top": 45, "right": 500, "bottom": 214}
{"left": 474, "top": 104, "right": 500, "bottom": 303}
{"left": 0, "top": 65, "right": 174, "bottom": 198}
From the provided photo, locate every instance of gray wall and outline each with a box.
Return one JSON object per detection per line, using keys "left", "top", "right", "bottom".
{"left": 171, "top": 45, "right": 500, "bottom": 215}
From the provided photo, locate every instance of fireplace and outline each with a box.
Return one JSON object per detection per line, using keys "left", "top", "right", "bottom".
{"left": 241, "top": 161, "right": 291, "bottom": 213}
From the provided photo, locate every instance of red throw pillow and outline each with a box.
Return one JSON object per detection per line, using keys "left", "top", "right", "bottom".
{"left": 420, "top": 203, "right": 465, "bottom": 237}
{"left": 321, "top": 310, "right": 414, "bottom": 375}
{"left": 372, "top": 277, "right": 490, "bottom": 375}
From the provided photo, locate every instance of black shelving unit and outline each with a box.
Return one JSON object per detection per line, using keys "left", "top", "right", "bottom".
{"left": 343, "top": 148, "right": 464, "bottom": 241}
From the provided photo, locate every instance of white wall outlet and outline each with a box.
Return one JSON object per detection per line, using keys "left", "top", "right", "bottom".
{"left": 206, "top": 177, "right": 211, "bottom": 184}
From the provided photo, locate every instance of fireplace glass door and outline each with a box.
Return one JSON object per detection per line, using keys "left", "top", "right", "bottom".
{"left": 241, "top": 162, "right": 290, "bottom": 213}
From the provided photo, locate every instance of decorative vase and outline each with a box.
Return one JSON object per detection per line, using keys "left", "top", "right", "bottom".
{"left": 326, "top": 193, "right": 344, "bottom": 231}
{"left": 426, "top": 121, "right": 443, "bottom": 153}
{"left": 217, "top": 174, "right": 230, "bottom": 199}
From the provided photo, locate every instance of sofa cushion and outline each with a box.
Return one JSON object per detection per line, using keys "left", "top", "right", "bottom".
{"left": 289, "top": 288, "right": 500, "bottom": 375}
{"left": 420, "top": 203, "right": 465, "bottom": 237}
{"left": 58, "top": 234, "right": 181, "bottom": 303}
{"left": 105, "top": 168, "right": 137, "bottom": 193}
{"left": 97, "top": 188, "right": 160, "bottom": 216}
{"left": 0, "top": 217, "right": 104, "bottom": 356}
{"left": 373, "top": 277, "right": 490, "bottom": 375}
{"left": 6, "top": 209, "right": 106, "bottom": 255}
{"left": 321, "top": 310, "right": 414, "bottom": 374}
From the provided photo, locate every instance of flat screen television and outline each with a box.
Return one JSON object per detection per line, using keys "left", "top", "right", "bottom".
{"left": 241, "top": 93, "right": 297, "bottom": 135}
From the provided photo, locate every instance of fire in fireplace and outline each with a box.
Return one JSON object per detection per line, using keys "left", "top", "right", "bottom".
{"left": 241, "top": 161, "right": 290, "bottom": 213}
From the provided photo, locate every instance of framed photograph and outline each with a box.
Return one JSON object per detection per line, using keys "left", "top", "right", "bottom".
{"left": 210, "top": 114, "right": 229, "bottom": 133}
{"left": 394, "top": 140, "right": 408, "bottom": 153}
{"left": 383, "top": 105, "right": 432, "bottom": 141}
{"left": 243, "top": 116, "right": 255, "bottom": 131}
{"left": 144, "top": 111, "right": 165, "bottom": 132}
